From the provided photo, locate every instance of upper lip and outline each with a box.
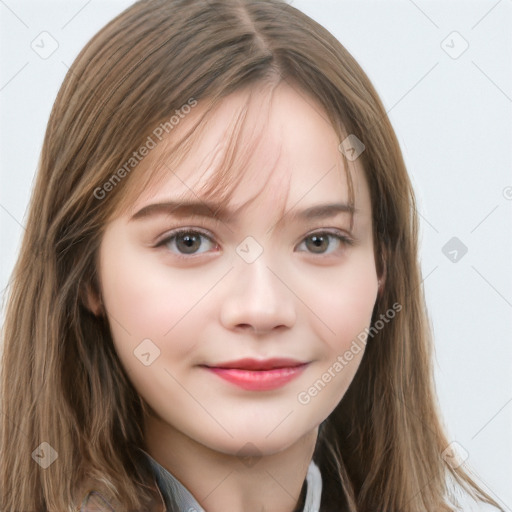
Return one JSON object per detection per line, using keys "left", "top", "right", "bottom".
{"left": 203, "top": 358, "right": 307, "bottom": 371}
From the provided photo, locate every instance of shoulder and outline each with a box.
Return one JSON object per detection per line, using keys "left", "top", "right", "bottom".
{"left": 75, "top": 475, "right": 167, "bottom": 512}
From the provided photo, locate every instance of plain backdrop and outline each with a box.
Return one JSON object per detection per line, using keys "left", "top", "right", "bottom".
{"left": 1, "top": 0, "right": 511, "bottom": 509}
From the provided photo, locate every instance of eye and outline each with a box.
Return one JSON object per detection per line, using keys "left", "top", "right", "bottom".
{"left": 154, "top": 228, "right": 353, "bottom": 258}
{"left": 156, "top": 229, "right": 217, "bottom": 256}
{"left": 297, "top": 230, "right": 354, "bottom": 255}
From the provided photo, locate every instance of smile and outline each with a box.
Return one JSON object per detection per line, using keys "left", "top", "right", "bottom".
{"left": 200, "top": 358, "right": 310, "bottom": 391}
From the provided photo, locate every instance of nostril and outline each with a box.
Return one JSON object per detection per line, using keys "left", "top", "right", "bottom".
{"left": 236, "top": 323, "right": 253, "bottom": 330}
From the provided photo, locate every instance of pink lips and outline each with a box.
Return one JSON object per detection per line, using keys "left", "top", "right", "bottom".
{"left": 201, "top": 358, "right": 309, "bottom": 391}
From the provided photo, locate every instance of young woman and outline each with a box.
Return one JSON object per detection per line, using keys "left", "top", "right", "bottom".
{"left": 0, "top": 0, "right": 502, "bottom": 511}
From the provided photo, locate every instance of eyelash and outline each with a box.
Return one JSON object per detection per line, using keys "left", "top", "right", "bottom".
{"left": 154, "top": 227, "right": 354, "bottom": 260}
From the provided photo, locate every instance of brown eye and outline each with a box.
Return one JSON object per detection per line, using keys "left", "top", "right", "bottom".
{"left": 175, "top": 233, "right": 203, "bottom": 254}
{"left": 298, "top": 231, "right": 353, "bottom": 255}
{"left": 158, "top": 229, "right": 216, "bottom": 256}
{"left": 305, "top": 234, "right": 329, "bottom": 253}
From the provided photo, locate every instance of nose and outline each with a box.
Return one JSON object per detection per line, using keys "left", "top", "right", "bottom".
{"left": 219, "top": 256, "right": 296, "bottom": 335}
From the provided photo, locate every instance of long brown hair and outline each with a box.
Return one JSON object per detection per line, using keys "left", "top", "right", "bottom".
{"left": 0, "top": 0, "right": 502, "bottom": 510}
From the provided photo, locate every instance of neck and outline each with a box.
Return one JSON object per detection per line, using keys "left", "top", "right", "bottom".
{"left": 143, "top": 413, "right": 318, "bottom": 512}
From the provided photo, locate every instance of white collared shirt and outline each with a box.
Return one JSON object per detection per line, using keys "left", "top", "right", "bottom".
{"left": 139, "top": 448, "right": 322, "bottom": 512}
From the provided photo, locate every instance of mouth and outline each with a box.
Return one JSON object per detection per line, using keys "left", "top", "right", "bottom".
{"left": 203, "top": 357, "right": 307, "bottom": 371}
{"left": 199, "top": 358, "right": 309, "bottom": 391}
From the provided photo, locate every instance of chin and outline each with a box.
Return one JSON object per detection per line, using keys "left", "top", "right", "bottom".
{"left": 199, "top": 425, "right": 313, "bottom": 459}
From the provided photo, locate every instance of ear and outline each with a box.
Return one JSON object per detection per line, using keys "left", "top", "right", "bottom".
{"left": 81, "top": 280, "right": 103, "bottom": 317}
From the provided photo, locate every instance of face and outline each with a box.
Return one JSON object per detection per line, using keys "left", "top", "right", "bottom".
{"left": 93, "top": 81, "right": 379, "bottom": 457}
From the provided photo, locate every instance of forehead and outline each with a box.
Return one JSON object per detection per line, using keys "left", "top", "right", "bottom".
{"left": 116, "top": 81, "right": 371, "bottom": 225}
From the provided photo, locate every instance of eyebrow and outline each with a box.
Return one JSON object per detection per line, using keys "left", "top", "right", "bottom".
{"left": 129, "top": 200, "right": 357, "bottom": 223}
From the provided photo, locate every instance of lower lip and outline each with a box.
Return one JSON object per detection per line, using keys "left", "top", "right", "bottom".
{"left": 203, "top": 364, "right": 308, "bottom": 391}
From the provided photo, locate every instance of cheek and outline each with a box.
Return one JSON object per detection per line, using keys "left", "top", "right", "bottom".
{"left": 98, "top": 246, "right": 210, "bottom": 398}
{"left": 302, "top": 251, "right": 378, "bottom": 354}
{"left": 296, "top": 259, "right": 376, "bottom": 415}
{"left": 99, "top": 239, "right": 213, "bottom": 342}
{"left": 98, "top": 238, "right": 230, "bottom": 389}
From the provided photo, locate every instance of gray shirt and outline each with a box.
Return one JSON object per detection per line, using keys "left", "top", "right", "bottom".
{"left": 139, "top": 448, "right": 322, "bottom": 512}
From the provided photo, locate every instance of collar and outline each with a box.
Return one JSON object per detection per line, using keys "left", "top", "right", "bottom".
{"left": 139, "top": 448, "right": 322, "bottom": 512}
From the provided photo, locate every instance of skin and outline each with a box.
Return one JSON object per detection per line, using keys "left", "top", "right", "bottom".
{"left": 89, "top": 81, "right": 380, "bottom": 512}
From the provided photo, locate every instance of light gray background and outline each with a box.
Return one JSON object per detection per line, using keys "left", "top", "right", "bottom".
{"left": 1, "top": 0, "right": 511, "bottom": 509}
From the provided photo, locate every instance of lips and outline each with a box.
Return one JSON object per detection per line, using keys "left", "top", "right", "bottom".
{"left": 204, "top": 357, "right": 306, "bottom": 371}
{"left": 200, "top": 358, "right": 309, "bottom": 391}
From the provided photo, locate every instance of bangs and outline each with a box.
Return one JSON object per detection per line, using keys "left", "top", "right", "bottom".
{"left": 107, "top": 78, "right": 358, "bottom": 236}
{"left": 110, "top": 78, "right": 296, "bottom": 227}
